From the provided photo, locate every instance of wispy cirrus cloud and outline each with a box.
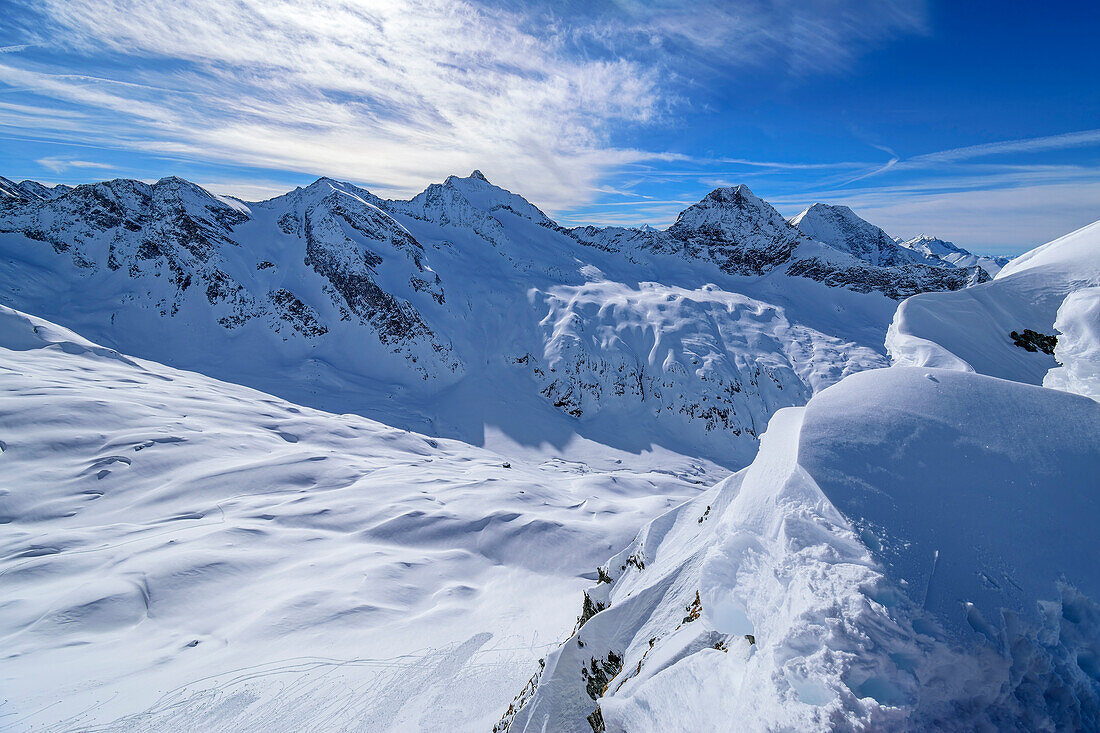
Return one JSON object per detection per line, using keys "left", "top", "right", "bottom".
{"left": 907, "top": 129, "right": 1100, "bottom": 164}
{"left": 0, "top": 0, "right": 927, "bottom": 209}
{"left": 35, "top": 156, "right": 114, "bottom": 173}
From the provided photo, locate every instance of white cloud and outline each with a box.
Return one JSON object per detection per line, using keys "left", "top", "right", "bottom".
{"left": 907, "top": 129, "right": 1100, "bottom": 164}
{"left": 35, "top": 156, "right": 115, "bottom": 173}
{"left": 3, "top": 0, "right": 926, "bottom": 209}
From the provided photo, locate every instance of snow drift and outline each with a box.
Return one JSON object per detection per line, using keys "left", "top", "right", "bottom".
{"left": 888, "top": 220, "right": 1100, "bottom": 383}
{"left": 505, "top": 367, "right": 1100, "bottom": 732}
{"left": 504, "top": 220, "right": 1100, "bottom": 732}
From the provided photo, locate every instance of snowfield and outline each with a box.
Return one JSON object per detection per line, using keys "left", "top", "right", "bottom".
{"left": 0, "top": 305, "right": 710, "bottom": 731}
{"left": 1, "top": 167, "right": 1097, "bottom": 732}
{"left": 503, "top": 221, "right": 1100, "bottom": 731}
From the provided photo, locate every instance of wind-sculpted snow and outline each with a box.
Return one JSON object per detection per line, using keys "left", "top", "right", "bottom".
{"left": 0, "top": 305, "right": 712, "bottom": 730}
{"left": 502, "top": 220, "right": 1100, "bottom": 732}
{"left": 504, "top": 368, "right": 1100, "bottom": 732}
{"left": 888, "top": 219, "right": 1100, "bottom": 383}
{"left": 1045, "top": 286, "right": 1100, "bottom": 401}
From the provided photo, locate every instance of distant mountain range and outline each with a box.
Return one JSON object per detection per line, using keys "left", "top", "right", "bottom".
{"left": 0, "top": 171, "right": 990, "bottom": 466}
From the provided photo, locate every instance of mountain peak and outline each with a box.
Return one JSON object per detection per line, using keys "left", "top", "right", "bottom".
{"left": 702, "top": 183, "right": 762, "bottom": 205}
{"left": 672, "top": 184, "right": 790, "bottom": 233}
{"left": 789, "top": 201, "right": 935, "bottom": 268}
{"left": 443, "top": 169, "right": 493, "bottom": 189}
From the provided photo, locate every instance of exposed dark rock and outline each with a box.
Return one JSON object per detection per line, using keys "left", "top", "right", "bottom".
{"left": 1010, "top": 329, "right": 1057, "bottom": 354}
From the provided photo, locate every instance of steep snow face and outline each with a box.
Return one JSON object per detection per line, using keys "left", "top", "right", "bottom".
{"left": 899, "top": 234, "right": 1010, "bottom": 277}
{"left": 0, "top": 305, "right": 710, "bottom": 731}
{"left": 1044, "top": 286, "right": 1100, "bottom": 401}
{"left": 526, "top": 280, "right": 885, "bottom": 466}
{"left": 791, "top": 203, "right": 931, "bottom": 267}
{"left": 504, "top": 368, "right": 1100, "bottom": 732}
{"left": 888, "top": 219, "right": 1100, "bottom": 382}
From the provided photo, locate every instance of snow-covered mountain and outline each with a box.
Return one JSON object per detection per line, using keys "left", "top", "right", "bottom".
{"left": 0, "top": 173, "right": 983, "bottom": 467}
{"left": 790, "top": 202, "right": 936, "bottom": 268}
{"left": 898, "top": 233, "right": 1010, "bottom": 277}
{"left": 500, "top": 219, "right": 1100, "bottom": 732}
{"left": 1, "top": 164, "right": 1095, "bottom": 731}
{"left": 791, "top": 202, "right": 1006, "bottom": 276}
{"left": 0, "top": 174, "right": 71, "bottom": 201}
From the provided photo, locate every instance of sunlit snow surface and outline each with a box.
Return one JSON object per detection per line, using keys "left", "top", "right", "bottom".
{"left": 0, "top": 305, "right": 715, "bottom": 730}
{"left": 506, "top": 223, "right": 1100, "bottom": 732}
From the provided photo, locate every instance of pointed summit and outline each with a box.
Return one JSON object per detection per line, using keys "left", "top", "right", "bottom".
{"left": 413, "top": 170, "right": 553, "bottom": 228}
{"left": 667, "top": 184, "right": 804, "bottom": 275}
{"left": 790, "top": 202, "right": 925, "bottom": 267}
{"left": 670, "top": 184, "right": 794, "bottom": 240}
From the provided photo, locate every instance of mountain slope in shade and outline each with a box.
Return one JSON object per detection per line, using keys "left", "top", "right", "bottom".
{"left": 502, "top": 221, "right": 1100, "bottom": 732}
{"left": 0, "top": 303, "right": 710, "bottom": 731}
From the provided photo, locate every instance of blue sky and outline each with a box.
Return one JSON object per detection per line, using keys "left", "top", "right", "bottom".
{"left": 1, "top": 0, "right": 1097, "bottom": 254}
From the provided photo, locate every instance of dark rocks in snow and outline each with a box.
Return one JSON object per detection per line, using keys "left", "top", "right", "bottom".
{"left": 582, "top": 650, "right": 623, "bottom": 701}
{"left": 1010, "top": 329, "right": 1058, "bottom": 354}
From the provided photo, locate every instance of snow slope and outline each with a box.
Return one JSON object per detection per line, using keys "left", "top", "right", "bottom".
{"left": 504, "top": 221, "right": 1100, "bottom": 732}
{"left": 0, "top": 304, "right": 711, "bottom": 731}
{"left": 505, "top": 369, "right": 1100, "bottom": 733}
{"left": 888, "top": 219, "right": 1100, "bottom": 383}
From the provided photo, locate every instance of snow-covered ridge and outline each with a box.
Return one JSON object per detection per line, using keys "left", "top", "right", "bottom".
{"left": 898, "top": 233, "right": 1010, "bottom": 277}
{"left": 503, "top": 219, "right": 1100, "bottom": 731}
{"left": 1, "top": 171, "right": 979, "bottom": 467}
{"left": 0, "top": 174, "right": 71, "bottom": 201}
